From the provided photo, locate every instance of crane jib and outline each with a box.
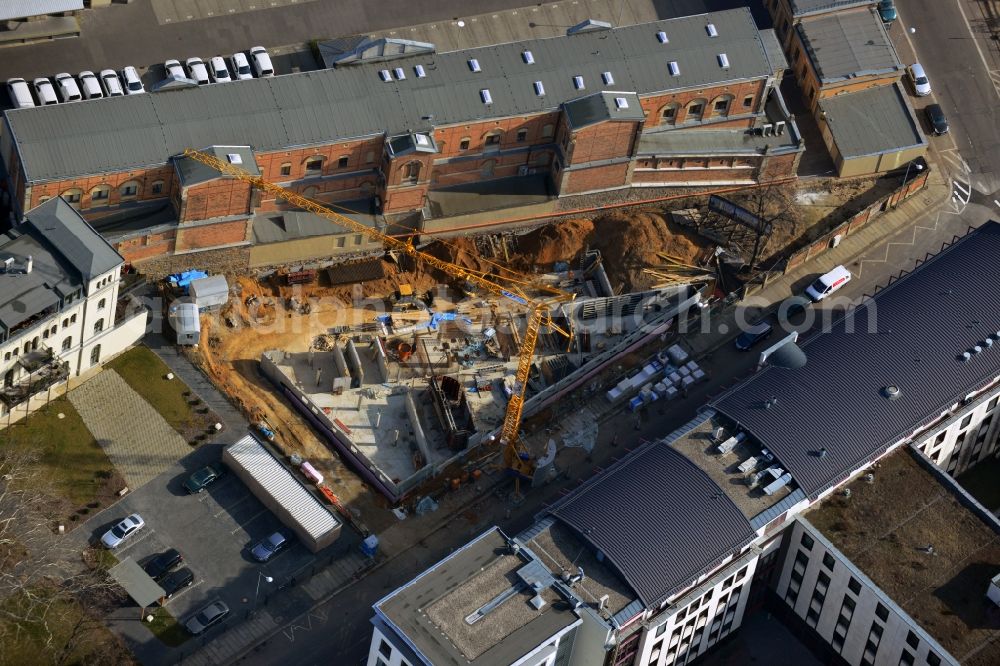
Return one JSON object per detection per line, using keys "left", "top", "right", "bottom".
{"left": 501, "top": 290, "right": 528, "bottom": 305}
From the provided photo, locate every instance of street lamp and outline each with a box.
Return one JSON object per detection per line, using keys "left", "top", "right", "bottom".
{"left": 903, "top": 160, "right": 924, "bottom": 185}
{"left": 254, "top": 573, "right": 273, "bottom": 612}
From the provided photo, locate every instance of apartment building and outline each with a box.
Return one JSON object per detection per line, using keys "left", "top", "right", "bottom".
{"left": 1, "top": 9, "right": 802, "bottom": 270}
{"left": 0, "top": 197, "right": 147, "bottom": 424}
{"left": 366, "top": 221, "right": 1000, "bottom": 666}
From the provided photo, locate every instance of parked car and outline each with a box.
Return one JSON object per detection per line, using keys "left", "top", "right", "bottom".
{"left": 32, "top": 77, "right": 58, "bottom": 105}
{"left": 183, "top": 462, "right": 226, "bottom": 493}
{"left": 6, "top": 77, "right": 35, "bottom": 108}
{"left": 121, "top": 66, "right": 145, "bottom": 95}
{"left": 143, "top": 548, "right": 183, "bottom": 580}
{"left": 878, "top": 0, "right": 897, "bottom": 24}
{"left": 164, "top": 59, "right": 185, "bottom": 79}
{"left": 251, "top": 532, "right": 289, "bottom": 562}
{"left": 99, "top": 69, "right": 124, "bottom": 97}
{"left": 53, "top": 73, "right": 82, "bottom": 102}
{"left": 101, "top": 514, "right": 145, "bottom": 549}
{"left": 924, "top": 104, "right": 949, "bottom": 135}
{"left": 908, "top": 63, "right": 931, "bottom": 96}
{"left": 78, "top": 71, "right": 103, "bottom": 100}
{"left": 209, "top": 56, "right": 232, "bottom": 83}
{"left": 159, "top": 567, "right": 194, "bottom": 599}
{"left": 735, "top": 322, "right": 774, "bottom": 351}
{"left": 184, "top": 600, "right": 229, "bottom": 635}
{"left": 805, "top": 265, "right": 852, "bottom": 302}
{"left": 249, "top": 46, "right": 274, "bottom": 77}
{"left": 782, "top": 295, "right": 812, "bottom": 319}
{"left": 230, "top": 52, "right": 253, "bottom": 80}
{"left": 185, "top": 57, "right": 210, "bottom": 85}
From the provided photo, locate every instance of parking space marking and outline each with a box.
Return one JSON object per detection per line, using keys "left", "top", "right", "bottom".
{"left": 230, "top": 509, "right": 269, "bottom": 535}
{"left": 163, "top": 578, "right": 203, "bottom": 605}
{"left": 112, "top": 528, "right": 156, "bottom": 555}
{"left": 213, "top": 494, "right": 253, "bottom": 518}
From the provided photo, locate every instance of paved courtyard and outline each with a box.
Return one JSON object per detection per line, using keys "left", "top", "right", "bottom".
{"left": 68, "top": 369, "right": 191, "bottom": 489}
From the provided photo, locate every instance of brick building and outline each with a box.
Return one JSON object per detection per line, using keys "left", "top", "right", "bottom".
{"left": 1, "top": 8, "right": 802, "bottom": 269}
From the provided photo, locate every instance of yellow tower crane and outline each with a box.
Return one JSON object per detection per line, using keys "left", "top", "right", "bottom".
{"left": 182, "top": 148, "right": 574, "bottom": 481}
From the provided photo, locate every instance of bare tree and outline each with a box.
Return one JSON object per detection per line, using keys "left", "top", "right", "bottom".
{"left": 736, "top": 181, "right": 801, "bottom": 271}
{"left": 0, "top": 450, "right": 131, "bottom": 664}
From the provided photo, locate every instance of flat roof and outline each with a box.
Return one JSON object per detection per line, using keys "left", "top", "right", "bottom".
{"left": 796, "top": 8, "right": 900, "bottom": 83}
{"left": 0, "top": 0, "right": 81, "bottom": 21}
{"left": 789, "top": 0, "right": 875, "bottom": 18}
{"left": 819, "top": 82, "right": 924, "bottom": 158}
{"left": 546, "top": 423, "right": 756, "bottom": 608}
{"left": 713, "top": 222, "right": 1000, "bottom": 498}
{"left": 808, "top": 449, "right": 1000, "bottom": 665}
{"left": 376, "top": 527, "right": 580, "bottom": 666}
{"left": 5, "top": 8, "right": 776, "bottom": 183}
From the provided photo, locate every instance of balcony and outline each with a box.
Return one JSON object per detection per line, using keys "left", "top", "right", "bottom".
{"left": 1, "top": 348, "right": 70, "bottom": 409}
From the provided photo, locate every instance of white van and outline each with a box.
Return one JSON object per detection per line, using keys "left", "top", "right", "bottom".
{"left": 78, "top": 71, "right": 104, "bottom": 100}
{"left": 250, "top": 46, "right": 274, "bottom": 77}
{"left": 6, "top": 78, "right": 35, "bottom": 108}
{"left": 54, "top": 73, "right": 82, "bottom": 102}
{"left": 32, "top": 78, "right": 58, "bottom": 105}
{"left": 805, "top": 265, "right": 851, "bottom": 301}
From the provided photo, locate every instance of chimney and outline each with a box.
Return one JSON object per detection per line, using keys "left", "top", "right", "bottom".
{"left": 25, "top": 255, "right": 33, "bottom": 274}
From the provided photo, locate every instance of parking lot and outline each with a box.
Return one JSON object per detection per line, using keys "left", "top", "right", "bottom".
{"left": 81, "top": 438, "right": 358, "bottom": 646}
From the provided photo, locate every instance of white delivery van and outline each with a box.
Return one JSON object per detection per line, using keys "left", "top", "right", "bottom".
{"left": 805, "top": 265, "right": 851, "bottom": 301}
{"left": 6, "top": 78, "right": 35, "bottom": 108}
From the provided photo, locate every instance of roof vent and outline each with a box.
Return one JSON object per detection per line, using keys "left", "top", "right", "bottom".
{"left": 533, "top": 80, "right": 545, "bottom": 97}
{"left": 614, "top": 97, "right": 629, "bottom": 109}
{"left": 961, "top": 351, "right": 972, "bottom": 362}
{"left": 529, "top": 594, "right": 546, "bottom": 610}
{"left": 718, "top": 53, "right": 730, "bottom": 69}
{"left": 668, "top": 61, "right": 680, "bottom": 77}
{"left": 818, "top": 447, "right": 828, "bottom": 458}
{"left": 469, "top": 58, "right": 481, "bottom": 73}
{"left": 379, "top": 69, "right": 391, "bottom": 82}
{"left": 881, "top": 385, "right": 901, "bottom": 400}
{"left": 706, "top": 23, "right": 718, "bottom": 37}
{"left": 393, "top": 67, "right": 405, "bottom": 80}
{"left": 226, "top": 153, "right": 243, "bottom": 165}
{"left": 573, "top": 75, "right": 585, "bottom": 90}
{"left": 480, "top": 88, "right": 492, "bottom": 105}
{"left": 522, "top": 50, "right": 535, "bottom": 64}
{"left": 657, "top": 31, "right": 668, "bottom": 43}
{"left": 602, "top": 71, "right": 614, "bottom": 85}
{"left": 985, "top": 338, "right": 994, "bottom": 349}
{"left": 414, "top": 64, "right": 426, "bottom": 78}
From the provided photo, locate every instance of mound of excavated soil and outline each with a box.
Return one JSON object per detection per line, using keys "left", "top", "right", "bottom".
{"left": 514, "top": 211, "right": 708, "bottom": 292}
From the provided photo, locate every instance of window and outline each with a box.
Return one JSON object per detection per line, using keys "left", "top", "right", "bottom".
{"left": 906, "top": 631, "right": 919, "bottom": 649}
{"left": 875, "top": 603, "right": 889, "bottom": 621}
{"left": 927, "top": 652, "right": 941, "bottom": 666}
{"left": 485, "top": 132, "right": 502, "bottom": 146}
{"left": 91, "top": 185, "right": 111, "bottom": 201}
{"left": 305, "top": 156, "right": 324, "bottom": 173}
{"left": 686, "top": 100, "right": 705, "bottom": 120}
{"left": 900, "top": 650, "right": 914, "bottom": 666}
{"left": 403, "top": 161, "right": 421, "bottom": 184}
{"left": 62, "top": 318, "right": 69, "bottom": 329}
{"left": 379, "top": 640, "right": 392, "bottom": 658}
{"left": 62, "top": 188, "right": 82, "bottom": 204}
{"left": 90, "top": 344, "right": 101, "bottom": 365}
{"left": 713, "top": 96, "right": 732, "bottom": 115}
{"left": 848, "top": 577, "right": 862, "bottom": 595}
{"left": 151, "top": 181, "right": 165, "bottom": 195}
{"left": 655, "top": 622, "right": 667, "bottom": 637}
{"left": 516, "top": 128, "right": 528, "bottom": 142}
{"left": 279, "top": 163, "right": 292, "bottom": 176}
{"left": 336, "top": 236, "right": 346, "bottom": 248}
{"left": 988, "top": 396, "right": 998, "bottom": 411}
{"left": 120, "top": 181, "right": 139, "bottom": 197}
{"left": 801, "top": 532, "right": 815, "bottom": 550}
{"left": 3, "top": 352, "right": 8, "bottom": 361}
{"left": 743, "top": 94, "right": 754, "bottom": 108}
{"left": 43, "top": 329, "right": 49, "bottom": 339}
{"left": 93, "top": 319, "right": 104, "bottom": 334}
{"left": 98, "top": 298, "right": 106, "bottom": 310}
{"left": 481, "top": 160, "right": 495, "bottom": 178}
{"left": 541, "top": 124, "right": 554, "bottom": 138}
{"left": 354, "top": 234, "right": 363, "bottom": 246}
{"left": 961, "top": 414, "right": 973, "bottom": 428}
{"left": 70, "top": 314, "right": 77, "bottom": 324}
{"left": 832, "top": 634, "right": 845, "bottom": 652}
{"left": 661, "top": 104, "right": 679, "bottom": 122}
{"left": 364, "top": 150, "right": 376, "bottom": 164}
{"left": 337, "top": 156, "right": 349, "bottom": 169}
{"left": 842, "top": 597, "right": 856, "bottom": 613}
{"left": 62, "top": 337, "right": 72, "bottom": 351}
{"left": 459, "top": 137, "right": 471, "bottom": 150}
{"left": 822, "top": 552, "right": 836, "bottom": 570}
{"left": 816, "top": 571, "right": 831, "bottom": 594}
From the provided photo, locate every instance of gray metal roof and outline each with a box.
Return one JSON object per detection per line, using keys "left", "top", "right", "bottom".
{"left": 819, "top": 82, "right": 924, "bottom": 158}
{"left": 108, "top": 557, "right": 165, "bottom": 608}
{"left": 759, "top": 28, "right": 789, "bottom": 74}
{"left": 564, "top": 92, "right": 645, "bottom": 130}
{"left": 5, "top": 8, "right": 775, "bottom": 183}
{"left": 252, "top": 209, "right": 379, "bottom": 244}
{"left": 0, "top": 230, "right": 72, "bottom": 332}
{"left": 320, "top": 36, "right": 436, "bottom": 67}
{"left": 225, "top": 435, "right": 340, "bottom": 539}
{"left": 789, "top": 0, "right": 875, "bottom": 17}
{"left": 22, "top": 197, "right": 122, "bottom": 279}
{"left": 712, "top": 222, "right": 1000, "bottom": 499}
{"left": 0, "top": 0, "right": 81, "bottom": 21}
{"left": 796, "top": 8, "right": 900, "bottom": 83}
{"left": 638, "top": 127, "right": 799, "bottom": 156}
{"left": 546, "top": 432, "right": 756, "bottom": 608}
{"left": 175, "top": 146, "right": 259, "bottom": 186}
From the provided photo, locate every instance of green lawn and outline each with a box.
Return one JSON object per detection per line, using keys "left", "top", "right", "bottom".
{"left": 957, "top": 455, "right": 1000, "bottom": 511}
{"left": 107, "top": 345, "right": 215, "bottom": 440}
{"left": 146, "top": 607, "right": 191, "bottom": 647}
{"left": 2, "top": 398, "right": 113, "bottom": 506}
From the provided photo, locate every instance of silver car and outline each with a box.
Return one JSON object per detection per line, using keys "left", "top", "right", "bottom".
{"left": 100, "top": 513, "right": 145, "bottom": 549}
{"left": 184, "top": 600, "right": 229, "bottom": 635}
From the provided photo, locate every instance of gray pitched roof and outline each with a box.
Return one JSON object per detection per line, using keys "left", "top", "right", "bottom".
{"left": 175, "top": 145, "right": 259, "bottom": 186}
{"left": 564, "top": 92, "right": 646, "bottom": 130}
{"left": 712, "top": 222, "right": 1000, "bottom": 498}
{"left": 546, "top": 435, "right": 755, "bottom": 608}
{"left": 819, "top": 82, "right": 924, "bottom": 158}
{"left": 23, "top": 197, "right": 122, "bottom": 279}
{"left": 0, "top": 0, "right": 81, "bottom": 21}
{"left": 796, "top": 8, "right": 900, "bottom": 83}
{"left": 5, "top": 8, "right": 775, "bottom": 183}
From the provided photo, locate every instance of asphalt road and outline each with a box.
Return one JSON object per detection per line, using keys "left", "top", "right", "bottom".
{"left": 899, "top": 0, "right": 1000, "bottom": 204}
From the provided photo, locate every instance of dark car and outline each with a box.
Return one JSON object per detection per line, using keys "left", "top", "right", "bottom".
{"left": 735, "top": 322, "right": 774, "bottom": 351}
{"left": 250, "top": 532, "right": 289, "bottom": 563}
{"left": 878, "top": 0, "right": 897, "bottom": 23}
{"left": 159, "top": 567, "right": 194, "bottom": 599}
{"left": 924, "top": 104, "right": 949, "bottom": 135}
{"left": 183, "top": 462, "right": 226, "bottom": 493}
{"left": 184, "top": 600, "right": 229, "bottom": 635}
{"left": 144, "top": 548, "right": 183, "bottom": 580}
{"left": 782, "top": 295, "right": 811, "bottom": 318}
